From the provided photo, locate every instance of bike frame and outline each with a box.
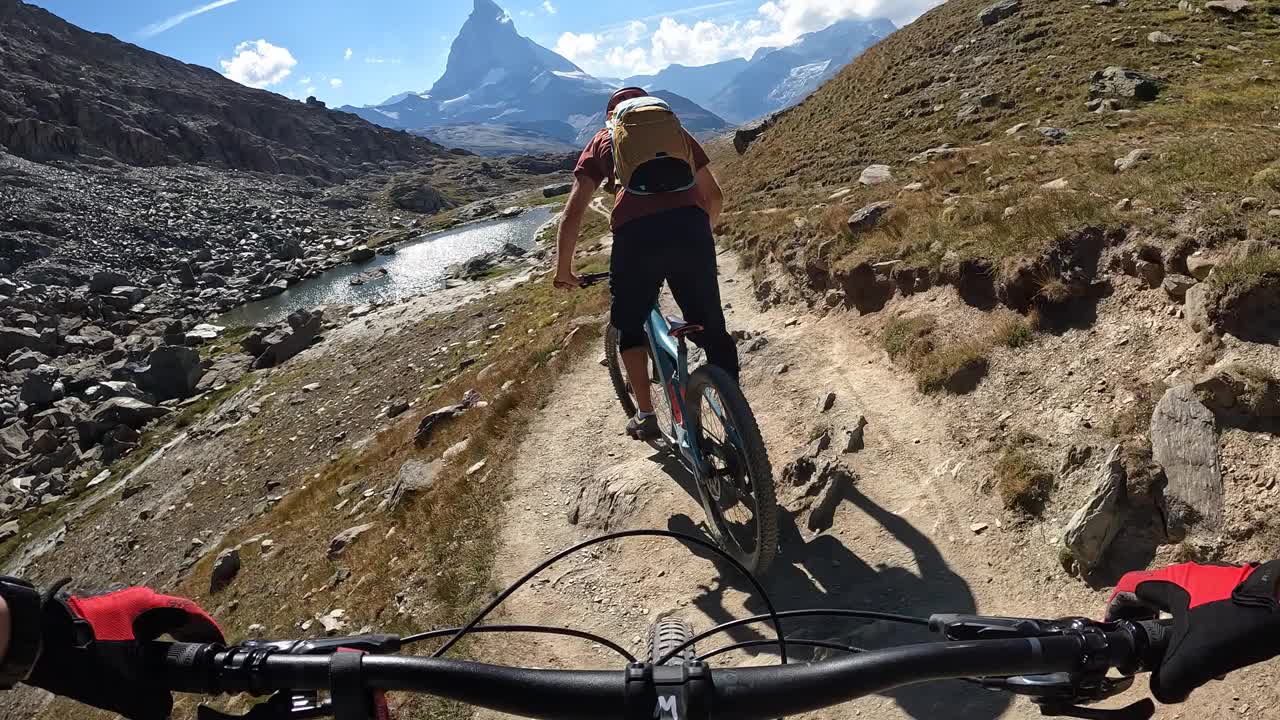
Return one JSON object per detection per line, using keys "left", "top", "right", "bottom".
{"left": 642, "top": 308, "right": 742, "bottom": 534}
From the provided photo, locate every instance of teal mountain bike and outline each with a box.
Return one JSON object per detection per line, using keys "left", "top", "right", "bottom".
{"left": 581, "top": 273, "right": 778, "bottom": 575}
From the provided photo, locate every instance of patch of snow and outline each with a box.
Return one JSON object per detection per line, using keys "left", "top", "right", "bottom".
{"left": 375, "top": 109, "right": 401, "bottom": 120}
{"left": 769, "top": 60, "right": 831, "bottom": 105}
{"left": 441, "top": 93, "right": 472, "bottom": 107}
{"left": 480, "top": 68, "right": 507, "bottom": 87}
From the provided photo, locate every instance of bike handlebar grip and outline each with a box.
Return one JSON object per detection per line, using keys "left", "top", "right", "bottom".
{"left": 1137, "top": 620, "right": 1173, "bottom": 671}
{"left": 147, "top": 642, "right": 220, "bottom": 694}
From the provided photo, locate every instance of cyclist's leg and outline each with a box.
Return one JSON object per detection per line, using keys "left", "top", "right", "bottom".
{"left": 610, "top": 219, "right": 664, "bottom": 414}
{"left": 663, "top": 208, "right": 740, "bottom": 383}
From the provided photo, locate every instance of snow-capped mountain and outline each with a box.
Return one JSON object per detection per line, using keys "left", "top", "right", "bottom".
{"left": 707, "top": 17, "right": 898, "bottom": 123}
{"left": 342, "top": 0, "right": 727, "bottom": 155}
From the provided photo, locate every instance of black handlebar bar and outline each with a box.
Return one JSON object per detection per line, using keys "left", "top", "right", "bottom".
{"left": 150, "top": 619, "right": 1170, "bottom": 720}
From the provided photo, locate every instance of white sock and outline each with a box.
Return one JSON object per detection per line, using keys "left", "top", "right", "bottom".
{"left": 636, "top": 410, "right": 656, "bottom": 420}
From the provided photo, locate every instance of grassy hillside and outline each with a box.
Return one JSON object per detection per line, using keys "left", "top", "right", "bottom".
{"left": 719, "top": 0, "right": 1279, "bottom": 290}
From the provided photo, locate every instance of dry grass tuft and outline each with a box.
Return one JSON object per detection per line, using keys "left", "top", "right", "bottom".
{"left": 915, "top": 342, "right": 990, "bottom": 395}
{"left": 996, "top": 447, "right": 1055, "bottom": 516}
{"left": 1210, "top": 250, "right": 1280, "bottom": 293}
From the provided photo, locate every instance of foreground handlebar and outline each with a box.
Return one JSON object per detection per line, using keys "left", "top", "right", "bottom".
{"left": 152, "top": 628, "right": 1164, "bottom": 720}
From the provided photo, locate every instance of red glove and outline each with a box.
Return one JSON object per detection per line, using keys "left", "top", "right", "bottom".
{"left": 1106, "top": 561, "right": 1280, "bottom": 704}
{"left": 26, "top": 583, "right": 224, "bottom": 720}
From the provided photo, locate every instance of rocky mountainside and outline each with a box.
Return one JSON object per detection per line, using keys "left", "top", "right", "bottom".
{"left": 0, "top": 0, "right": 452, "bottom": 179}
{"left": 718, "top": 0, "right": 1279, "bottom": 569}
{"left": 342, "top": 0, "right": 730, "bottom": 155}
{"left": 706, "top": 17, "right": 898, "bottom": 124}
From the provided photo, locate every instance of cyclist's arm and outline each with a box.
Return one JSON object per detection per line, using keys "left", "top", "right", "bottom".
{"left": 696, "top": 166, "right": 723, "bottom": 226}
{"left": 555, "top": 176, "right": 599, "bottom": 284}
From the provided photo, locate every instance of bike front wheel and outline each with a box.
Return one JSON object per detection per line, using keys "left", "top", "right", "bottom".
{"left": 686, "top": 365, "right": 778, "bottom": 576}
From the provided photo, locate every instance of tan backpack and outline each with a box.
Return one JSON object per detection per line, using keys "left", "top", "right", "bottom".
{"left": 609, "top": 96, "right": 697, "bottom": 196}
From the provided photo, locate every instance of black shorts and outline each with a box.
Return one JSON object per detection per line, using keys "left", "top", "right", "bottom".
{"left": 609, "top": 206, "right": 739, "bottom": 380}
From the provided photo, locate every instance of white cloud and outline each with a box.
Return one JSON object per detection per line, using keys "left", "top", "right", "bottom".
{"left": 344, "top": 48, "right": 353, "bottom": 61}
{"left": 364, "top": 56, "right": 402, "bottom": 65}
{"left": 220, "top": 40, "right": 298, "bottom": 88}
{"left": 299, "top": 76, "right": 312, "bottom": 85}
{"left": 330, "top": 78, "right": 344, "bottom": 88}
{"left": 139, "top": 0, "right": 238, "bottom": 38}
{"left": 554, "top": 32, "right": 600, "bottom": 63}
{"left": 564, "top": 0, "right": 944, "bottom": 78}
{"left": 305, "top": 86, "right": 318, "bottom": 96}
{"left": 542, "top": 0, "right": 557, "bottom": 14}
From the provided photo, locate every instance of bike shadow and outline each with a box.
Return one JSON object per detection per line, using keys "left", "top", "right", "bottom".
{"left": 648, "top": 467, "right": 1013, "bottom": 720}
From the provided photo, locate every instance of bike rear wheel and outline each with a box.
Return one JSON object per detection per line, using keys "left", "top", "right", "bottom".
{"left": 686, "top": 366, "right": 778, "bottom": 576}
{"left": 648, "top": 617, "right": 696, "bottom": 666}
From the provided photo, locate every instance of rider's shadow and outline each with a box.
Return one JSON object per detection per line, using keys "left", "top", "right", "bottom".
{"left": 659, "top": 478, "right": 1014, "bottom": 720}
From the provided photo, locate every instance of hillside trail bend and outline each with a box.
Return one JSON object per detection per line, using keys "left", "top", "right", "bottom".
{"left": 478, "top": 244, "right": 1114, "bottom": 720}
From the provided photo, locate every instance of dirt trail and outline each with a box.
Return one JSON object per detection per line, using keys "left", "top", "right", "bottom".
{"left": 473, "top": 249, "right": 1270, "bottom": 719}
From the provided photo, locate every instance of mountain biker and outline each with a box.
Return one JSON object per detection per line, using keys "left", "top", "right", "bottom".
{"left": 3, "top": 562, "right": 1279, "bottom": 718}
{"left": 553, "top": 86, "right": 739, "bottom": 441}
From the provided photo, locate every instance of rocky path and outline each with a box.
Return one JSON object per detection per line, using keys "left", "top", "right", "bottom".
{"left": 470, "top": 250, "right": 1275, "bottom": 719}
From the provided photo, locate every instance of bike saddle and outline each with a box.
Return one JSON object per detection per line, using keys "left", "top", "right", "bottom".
{"left": 667, "top": 317, "right": 704, "bottom": 339}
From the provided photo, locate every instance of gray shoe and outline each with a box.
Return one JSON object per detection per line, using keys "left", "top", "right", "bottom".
{"left": 626, "top": 413, "right": 660, "bottom": 440}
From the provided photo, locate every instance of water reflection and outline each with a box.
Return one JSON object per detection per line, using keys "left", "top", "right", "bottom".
{"left": 216, "top": 206, "right": 554, "bottom": 327}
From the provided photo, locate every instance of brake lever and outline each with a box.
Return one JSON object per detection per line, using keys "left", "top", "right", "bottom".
{"left": 197, "top": 692, "right": 332, "bottom": 720}
{"left": 1039, "top": 699, "right": 1156, "bottom": 720}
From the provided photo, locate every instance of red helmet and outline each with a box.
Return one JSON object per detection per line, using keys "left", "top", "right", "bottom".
{"left": 607, "top": 86, "right": 647, "bottom": 114}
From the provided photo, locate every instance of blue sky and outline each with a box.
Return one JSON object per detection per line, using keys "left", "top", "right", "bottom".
{"left": 28, "top": 0, "right": 942, "bottom": 107}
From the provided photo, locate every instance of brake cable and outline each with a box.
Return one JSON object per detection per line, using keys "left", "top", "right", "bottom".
{"left": 402, "top": 624, "right": 636, "bottom": 662}
{"left": 698, "top": 638, "right": 865, "bottom": 662}
{"left": 430, "top": 529, "right": 788, "bottom": 663}
{"left": 662, "top": 608, "right": 929, "bottom": 666}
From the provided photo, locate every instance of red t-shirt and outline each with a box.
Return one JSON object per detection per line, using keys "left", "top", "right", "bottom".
{"left": 573, "top": 128, "right": 712, "bottom": 232}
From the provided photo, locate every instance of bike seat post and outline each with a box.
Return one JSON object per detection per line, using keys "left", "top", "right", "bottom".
{"left": 675, "top": 334, "right": 690, "bottom": 388}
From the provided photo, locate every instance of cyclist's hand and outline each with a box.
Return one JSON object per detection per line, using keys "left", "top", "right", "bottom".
{"left": 553, "top": 270, "right": 582, "bottom": 291}
{"left": 1106, "top": 561, "right": 1280, "bottom": 704}
{"left": 27, "top": 584, "right": 223, "bottom": 720}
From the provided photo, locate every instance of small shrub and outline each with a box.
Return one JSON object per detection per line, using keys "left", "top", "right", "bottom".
{"left": 1199, "top": 200, "right": 1248, "bottom": 247}
{"left": 1253, "top": 165, "right": 1280, "bottom": 194}
{"left": 1036, "top": 278, "right": 1073, "bottom": 304}
{"left": 1210, "top": 250, "right": 1280, "bottom": 293}
{"left": 996, "top": 448, "right": 1055, "bottom": 516}
{"left": 882, "top": 315, "right": 937, "bottom": 364}
{"left": 916, "top": 342, "right": 990, "bottom": 395}
{"left": 991, "top": 312, "right": 1037, "bottom": 349}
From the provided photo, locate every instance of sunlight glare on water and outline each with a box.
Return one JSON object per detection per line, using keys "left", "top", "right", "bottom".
{"left": 216, "top": 206, "right": 554, "bottom": 327}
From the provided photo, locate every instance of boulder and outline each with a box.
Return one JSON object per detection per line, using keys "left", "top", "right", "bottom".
{"left": 385, "top": 177, "right": 453, "bottom": 213}
{"left": 808, "top": 464, "right": 857, "bottom": 533}
{"left": 19, "top": 365, "right": 63, "bottom": 406}
{"left": 1148, "top": 31, "right": 1176, "bottom": 45}
{"left": 858, "top": 164, "right": 893, "bottom": 186}
{"left": 348, "top": 246, "right": 376, "bottom": 263}
{"left": 414, "top": 403, "right": 469, "bottom": 448}
{"left": 979, "top": 0, "right": 1021, "bottom": 25}
{"left": 1062, "top": 446, "right": 1127, "bottom": 574}
{"left": 385, "top": 458, "right": 441, "bottom": 511}
{"left": 1151, "top": 385, "right": 1223, "bottom": 533}
{"left": 0, "top": 327, "right": 50, "bottom": 357}
{"left": 1162, "top": 273, "right": 1197, "bottom": 301}
{"left": 1089, "top": 67, "right": 1163, "bottom": 107}
{"left": 0, "top": 422, "right": 30, "bottom": 457}
{"left": 1115, "top": 149, "right": 1151, "bottom": 172}
{"left": 328, "top": 523, "right": 375, "bottom": 559}
{"left": 541, "top": 183, "right": 573, "bottom": 198}
{"left": 6, "top": 350, "right": 48, "bottom": 371}
{"left": 210, "top": 548, "right": 241, "bottom": 593}
{"left": 242, "top": 309, "right": 324, "bottom": 370}
{"left": 88, "top": 271, "right": 129, "bottom": 294}
{"left": 0, "top": 520, "right": 19, "bottom": 543}
{"left": 91, "top": 397, "right": 170, "bottom": 430}
{"left": 1185, "top": 253, "right": 1218, "bottom": 281}
{"left": 847, "top": 202, "right": 895, "bottom": 235}
{"left": 1205, "top": 0, "right": 1251, "bottom": 13}
{"left": 1194, "top": 365, "right": 1279, "bottom": 432}
{"left": 843, "top": 416, "right": 869, "bottom": 454}
{"left": 134, "top": 346, "right": 203, "bottom": 401}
